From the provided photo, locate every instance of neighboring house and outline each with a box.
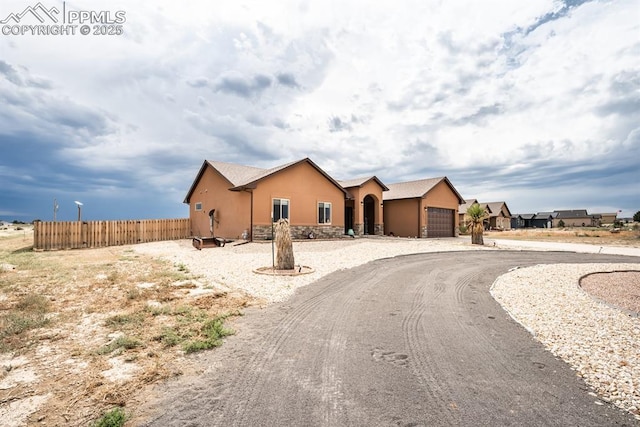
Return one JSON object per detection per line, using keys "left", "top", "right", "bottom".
{"left": 338, "top": 176, "right": 388, "bottom": 235}
{"left": 553, "top": 210, "right": 600, "bottom": 227}
{"left": 511, "top": 215, "right": 524, "bottom": 229}
{"left": 512, "top": 213, "right": 536, "bottom": 228}
{"left": 184, "top": 158, "right": 347, "bottom": 240}
{"left": 595, "top": 212, "right": 618, "bottom": 225}
{"left": 383, "top": 177, "right": 464, "bottom": 238}
{"left": 458, "top": 199, "right": 492, "bottom": 230}
{"left": 484, "top": 202, "right": 512, "bottom": 230}
{"left": 532, "top": 212, "right": 558, "bottom": 228}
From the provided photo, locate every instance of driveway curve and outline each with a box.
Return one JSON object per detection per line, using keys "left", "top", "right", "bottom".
{"left": 139, "top": 251, "right": 640, "bottom": 426}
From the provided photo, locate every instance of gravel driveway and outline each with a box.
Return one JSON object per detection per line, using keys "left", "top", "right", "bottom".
{"left": 130, "top": 239, "right": 640, "bottom": 425}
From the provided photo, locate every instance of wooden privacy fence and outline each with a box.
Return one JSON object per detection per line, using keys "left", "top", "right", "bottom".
{"left": 33, "top": 218, "right": 191, "bottom": 251}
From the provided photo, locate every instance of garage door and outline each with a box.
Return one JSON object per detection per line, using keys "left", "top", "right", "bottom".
{"left": 427, "top": 207, "right": 454, "bottom": 237}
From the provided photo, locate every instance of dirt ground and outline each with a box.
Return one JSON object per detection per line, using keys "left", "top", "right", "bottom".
{"left": 0, "top": 224, "right": 638, "bottom": 426}
{"left": 0, "top": 226, "right": 255, "bottom": 426}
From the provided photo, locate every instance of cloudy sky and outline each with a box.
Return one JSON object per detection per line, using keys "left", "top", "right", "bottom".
{"left": 1, "top": 0, "right": 638, "bottom": 222}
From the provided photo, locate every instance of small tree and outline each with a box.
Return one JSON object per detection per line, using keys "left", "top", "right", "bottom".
{"left": 634, "top": 211, "right": 640, "bottom": 223}
{"left": 558, "top": 219, "right": 565, "bottom": 228}
{"left": 275, "top": 219, "right": 295, "bottom": 270}
{"left": 466, "top": 203, "right": 488, "bottom": 245}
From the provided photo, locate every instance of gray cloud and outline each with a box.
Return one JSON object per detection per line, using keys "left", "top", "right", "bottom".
{"left": 276, "top": 72, "right": 299, "bottom": 88}
{"left": 328, "top": 116, "right": 352, "bottom": 133}
{"left": 214, "top": 74, "right": 273, "bottom": 98}
{"left": 187, "top": 77, "right": 210, "bottom": 88}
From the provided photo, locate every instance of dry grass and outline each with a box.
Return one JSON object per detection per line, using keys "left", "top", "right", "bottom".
{"left": 486, "top": 227, "right": 640, "bottom": 246}
{"left": 0, "top": 230, "right": 253, "bottom": 426}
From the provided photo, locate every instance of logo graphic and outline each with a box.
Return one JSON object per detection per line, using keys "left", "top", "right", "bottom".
{"left": 0, "top": 2, "right": 59, "bottom": 24}
{"left": 1, "top": 2, "right": 126, "bottom": 36}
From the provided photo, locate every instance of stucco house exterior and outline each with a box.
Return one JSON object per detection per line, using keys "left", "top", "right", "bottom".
{"left": 184, "top": 158, "right": 347, "bottom": 240}
{"left": 485, "top": 202, "right": 512, "bottom": 230}
{"left": 338, "top": 176, "right": 388, "bottom": 236}
{"left": 553, "top": 210, "right": 600, "bottom": 227}
{"left": 383, "top": 177, "right": 464, "bottom": 238}
{"left": 595, "top": 212, "right": 618, "bottom": 225}
{"left": 185, "top": 158, "right": 465, "bottom": 240}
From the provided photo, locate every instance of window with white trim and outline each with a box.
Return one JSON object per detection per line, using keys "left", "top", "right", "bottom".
{"left": 195, "top": 202, "right": 203, "bottom": 211}
{"left": 272, "top": 198, "right": 290, "bottom": 221}
{"left": 318, "top": 202, "right": 331, "bottom": 224}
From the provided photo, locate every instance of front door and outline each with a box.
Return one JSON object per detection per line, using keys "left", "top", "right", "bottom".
{"left": 364, "top": 195, "right": 375, "bottom": 235}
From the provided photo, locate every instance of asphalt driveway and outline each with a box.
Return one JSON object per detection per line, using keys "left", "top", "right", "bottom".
{"left": 139, "top": 251, "right": 640, "bottom": 426}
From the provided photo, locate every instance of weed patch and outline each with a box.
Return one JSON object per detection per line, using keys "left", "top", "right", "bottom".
{"left": 97, "top": 336, "right": 144, "bottom": 355}
{"left": 93, "top": 407, "right": 126, "bottom": 427}
{"left": 0, "top": 293, "right": 51, "bottom": 352}
{"left": 183, "top": 314, "right": 235, "bottom": 354}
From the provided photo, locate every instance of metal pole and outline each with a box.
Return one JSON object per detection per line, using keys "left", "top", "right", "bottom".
{"left": 77, "top": 205, "right": 81, "bottom": 222}
{"left": 271, "top": 213, "right": 275, "bottom": 269}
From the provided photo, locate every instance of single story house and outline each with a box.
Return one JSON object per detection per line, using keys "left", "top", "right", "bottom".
{"left": 595, "top": 212, "right": 618, "bottom": 225}
{"left": 458, "top": 199, "right": 492, "bottom": 230}
{"left": 184, "top": 158, "right": 347, "bottom": 240}
{"left": 553, "top": 210, "right": 600, "bottom": 227}
{"left": 485, "top": 202, "right": 512, "bottom": 230}
{"left": 531, "top": 212, "right": 558, "bottom": 228}
{"left": 184, "top": 158, "right": 463, "bottom": 240}
{"left": 184, "top": 158, "right": 464, "bottom": 240}
{"left": 383, "top": 177, "right": 464, "bottom": 238}
{"left": 511, "top": 213, "right": 536, "bottom": 229}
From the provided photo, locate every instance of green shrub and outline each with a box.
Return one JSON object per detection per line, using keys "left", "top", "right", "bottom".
{"left": 93, "top": 407, "right": 126, "bottom": 427}
{"left": 182, "top": 315, "right": 234, "bottom": 354}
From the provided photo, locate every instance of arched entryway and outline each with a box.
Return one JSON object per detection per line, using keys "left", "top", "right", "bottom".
{"left": 363, "top": 195, "right": 376, "bottom": 235}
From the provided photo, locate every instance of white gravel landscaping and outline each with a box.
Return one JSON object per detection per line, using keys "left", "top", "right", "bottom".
{"left": 134, "top": 237, "right": 489, "bottom": 303}
{"left": 491, "top": 263, "right": 640, "bottom": 420}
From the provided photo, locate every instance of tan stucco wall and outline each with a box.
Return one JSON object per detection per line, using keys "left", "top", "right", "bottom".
{"left": 384, "top": 198, "right": 420, "bottom": 237}
{"left": 345, "top": 180, "right": 385, "bottom": 231}
{"left": 189, "top": 166, "right": 251, "bottom": 239}
{"left": 252, "top": 161, "right": 345, "bottom": 228}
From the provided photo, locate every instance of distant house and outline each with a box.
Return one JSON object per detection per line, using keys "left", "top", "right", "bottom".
{"left": 384, "top": 177, "right": 464, "bottom": 238}
{"left": 458, "top": 199, "right": 492, "bottom": 230}
{"left": 484, "top": 202, "right": 512, "bottom": 230}
{"left": 532, "top": 212, "right": 558, "bottom": 228}
{"left": 595, "top": 212, "right": 618, "bottom": 225}
{"left": 511, "top": 213, "right": 536, "bottom": 229}
{"left": 553, "top": 210, "right": 600, "bottom": 227}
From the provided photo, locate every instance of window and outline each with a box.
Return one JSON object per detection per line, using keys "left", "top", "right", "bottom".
{"left": 272, "top": 198, "right": 290, "bottom": 221}
{"left": 195, "top": 202, "right": 203, "bottom": 211}
{"left": 318, "top": 202, "right": 331, "bottom": 224}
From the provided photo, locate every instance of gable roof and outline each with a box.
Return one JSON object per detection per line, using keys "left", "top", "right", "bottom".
{"left": 459, "top": 199, "right": 493, "bottom": 214}
{"left": 518, "top": 213, "right": 536, "bottom": 220}
{"left": 459, "top": 199, "right": 478, "bottom": 211}
{"left": 184, "top": 158, "right": 347, "bottom": 203}
{"left": 383, "top": 176, "right": 464, "bottom": 203}
{"left": 485, "top": 201, "right": 512, "bottom": 218}
{"left": 338, "top": 176, "right": 389, "bottom": 191}
{"left": 536, "top": 211, "right": 559, "bottom": 219}
{"left": 554, "top": 209, "right": 590, "bottom": 219}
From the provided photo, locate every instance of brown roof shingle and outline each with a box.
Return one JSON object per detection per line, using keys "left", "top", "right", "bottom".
{"left": 383, "top": 177, "right": 463, "bottom": 203}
